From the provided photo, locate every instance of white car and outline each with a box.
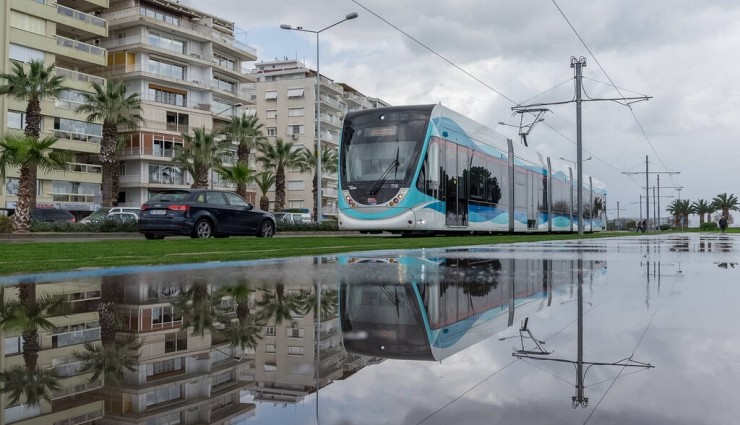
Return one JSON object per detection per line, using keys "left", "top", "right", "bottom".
{"left": 80, "top": 207, "right": 141, "bottom": 223}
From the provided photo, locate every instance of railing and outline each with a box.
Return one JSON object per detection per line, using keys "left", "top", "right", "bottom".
{"left": 52, "top": 328, "right": 100, "bottom": 348}
{"left": 69, "top": 162, "right": 103, "bottom": 174}
{"left": 320, "top": 113, "right": 341, "bottom": 127}
{"left": 319, "top": 95, "right": 344, "bottom": 110}
{"left": 57, "top": 4, "right": 107, "bottom": 29}
{"left": 319, "top": 76, "right": 342, "bottom": 93}
{"left": 55, "top": 98, "right": 85, "bottom": 111}
{"left": 345, "top": 93, "right": 372, "bottom": 108}
{"left": 102, "top": 7, "right": 257, "bottom": 56}
{"left": 55, "top": 67, "right": 106, "bottom": 86}
{"left": 54, "top": 130, "right": 102, "bottom": 144}
{"left": 56, "top": 35, "right": 106, "bottom": 57}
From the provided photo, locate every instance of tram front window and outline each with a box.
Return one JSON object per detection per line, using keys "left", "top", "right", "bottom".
{"left": 342, "top": 119, "right": 426, "bottom": 186}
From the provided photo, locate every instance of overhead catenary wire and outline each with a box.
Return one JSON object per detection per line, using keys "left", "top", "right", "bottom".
{"left": 351, "top": 0, "right": 629, "bottom": 179}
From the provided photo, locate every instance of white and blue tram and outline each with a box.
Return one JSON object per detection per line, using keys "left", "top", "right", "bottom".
{"left": 338, "top": 104, "right": 607, "bottom": 234}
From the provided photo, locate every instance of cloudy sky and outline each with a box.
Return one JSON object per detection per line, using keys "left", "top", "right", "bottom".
{"left": 182, "top": 0, "right": 740, "bottom": 220}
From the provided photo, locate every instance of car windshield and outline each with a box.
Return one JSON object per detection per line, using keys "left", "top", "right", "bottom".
{"left": 86, "top": 208, "right": 111, "bottom": 220}
{"left": 149, "top": 191, "right": 190, "bottom": 202}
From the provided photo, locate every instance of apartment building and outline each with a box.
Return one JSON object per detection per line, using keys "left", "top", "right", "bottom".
{"left": 249, "top": 60, "right": 387, "bottom": 216}
{"left": 1, "top": 281, "right": 105, "bottom": 425}
{"left": 97, "top": 0, "right": 257, "bottom": 207}
{"left": 0, "top": 0, "right": 110, "bottom": 217}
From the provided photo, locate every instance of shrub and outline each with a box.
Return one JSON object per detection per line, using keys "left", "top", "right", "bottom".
{"left": 700, "top": 221, "right": 718, "bottom": 231}
{"left": 0, "top": 215, "right": 12, "bottom": 233}
{"left": 275, "top": 220, "right": 339, "bottom": 232}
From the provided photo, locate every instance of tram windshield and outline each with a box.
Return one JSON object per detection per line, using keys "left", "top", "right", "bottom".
{"left": 341, "top": 118, "right": 427, "bottom": 186}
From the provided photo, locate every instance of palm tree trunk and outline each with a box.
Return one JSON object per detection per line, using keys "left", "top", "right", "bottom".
{"left": 275, "top": 166, "right": 286, "bottom": 211}
{"left": 12, "top": 165, "right": 33, "bottom": 233}
{"left": 111, "top": 158, "right": 121, "bottom": 206}
{"left": 312, "top": 171, "right": 318, "bottom": 223}
{"left": 99, "top": 122, "right": 118, "bottom": 207}
{"left": 192, "top": 165, "right": 209, "bottom": 189}
{"left": 260, "top": 195, "right": 269, "bottom": 211}
{"left": 24, "top": 97, "right": 42, "bottom": 207}
{"left": 18, "top": 283, "right": 39, "bottom": 372}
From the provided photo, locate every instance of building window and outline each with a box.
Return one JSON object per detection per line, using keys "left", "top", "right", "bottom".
{"left": 54, "top": 117, "right": 101, "bottom": 142}
{"left": 147, "top": 31, "right": 185, "bottom": 54}
{"left": 4, "top": 336, "right": 23, "bottom": 356}
{"left": 52, "top": 321, "right": 101, "bottom": 348}
{"left": 287, "top": 180, "right": 304, "bottom": 191}
{"left": 8, "top": 44, "right": 44, "bottom": 63}
{"left": 164, "top": 331, "right": 188, "bottom": 353}
{"left": 266, "top": 127, "right": 277, "bottom": 137}
{"left": 287, "top": 88, "right": 305, "bottom": 98}
{"left": 265, "top": 91, "right": 277, "bottom": 101}
{"left": 148, "top": 85, "right": 187, "bottom": 107}
{"left": 265, "top": 326, "right": 276, "bottom": 336}
{"left": 7, "top": 111, "right": 25, "bottom": 130}
{"left": 10, "top": 11, "right": 46, "bottom": 35}
{"left": 265, "top": 344, "right": 276, "bottom": 353}
{"left": 166, "top": 111, "right": 189, "bottom": 132}
{"left": 288, "top": 107, "right": 304, "bottom": 117}
{"left": 212, "top": 76, "right": 236, "bottom": 94}
{"left": 213, "top": 53, "right": 236, "bottom": 71}
{"left": 56, "top": 89, "right": 88, "bottom": 110}
{"left": 285, "top": 326, "right": 304, "bottom": 338}
{"left": 266, "top": 109, "right": 277, "bottom": 119}
{"left": 287, "top": 346, "right": 304, "bottom": 356}
{"left": 148, "top": 58, "right": 186, "bottom": 80}
{"left": 139, "top": 6, "right": 180, "bottom": 26}
{"left": 288, "top": 200, "right": 304, "bottom": 209}
{"left": 145, "top": 385, "right": 182, "bottom": 408}
{"left": 287, "top": 125, "right": 304, "bottom": 135}
{"left": 146, "top": 358, "right": 184, "bottom": 380}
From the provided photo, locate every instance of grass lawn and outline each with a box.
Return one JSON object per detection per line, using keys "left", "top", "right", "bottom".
{"left": 0, "top": 232, "right": 639, "bottom": 275}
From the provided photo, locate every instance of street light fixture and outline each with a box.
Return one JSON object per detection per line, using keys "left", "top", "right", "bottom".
{"left": 281, "top": 12, "right": 358, "bottom": 222}
{"left": 210, "top": 102, "right": 243, "bottom": 188}
{"left": 559, "top": 156, "right": 591, "bottom": 164}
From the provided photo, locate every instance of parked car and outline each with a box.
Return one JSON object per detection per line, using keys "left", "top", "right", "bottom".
{"left": 106, "top": 212, "right": 139, "bottom": 223}
{"left": 28, "top": 208, "right": 76, "bottom": 224}
{"left": 80, "top": 207, "right": 141, "bottom": 224}
{"left": 138, "top": 189, "right": 276, "bottom": 239}
{"left": 273, "top": 212, "right": 308, "bottom": 225}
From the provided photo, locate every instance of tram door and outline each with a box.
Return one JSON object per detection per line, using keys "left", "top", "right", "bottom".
{"left": 445, "top": 143, "right": 469, "bottom": 227}
{"left": 527, "top": 172, "right": 538, "bottom": 229}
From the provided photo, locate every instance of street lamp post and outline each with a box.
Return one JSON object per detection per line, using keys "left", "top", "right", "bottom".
{"left": 210, "top": 102, "right": 243, "bottom": 189}
{"left": 281, "top": 12, "right": 358, "bottom": 222}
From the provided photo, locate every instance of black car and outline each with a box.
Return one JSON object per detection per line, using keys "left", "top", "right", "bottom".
{"left": 28, "top": 208, "right": 76, "bottom": 223}
{"left": 138, "top": 189, "right": 276, "bottom": 239}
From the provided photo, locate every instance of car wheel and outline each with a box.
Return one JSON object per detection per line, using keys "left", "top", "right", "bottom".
{"left": 258, "top": 220, "right": 275, "bottom": 238}
{"left": 192, "top": 219, "right": 214, "bottom": 238}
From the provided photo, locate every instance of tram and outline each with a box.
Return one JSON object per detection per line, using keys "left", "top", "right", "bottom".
{"left": 339, "top": 253, "right": 604, "bottom": 361}
{"left": 337, "top": 104, "right": 607, "bottom": 234}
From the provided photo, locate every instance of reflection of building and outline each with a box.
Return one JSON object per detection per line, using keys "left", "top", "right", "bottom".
{"left": 97, "top": 0, "right": 257, "bottom": 206}
{"left": 248, "top": 284, "right": 345, "bottom": 406}
{"left": 102, "top": 276, "right": 255, "bottom": 425}
{"left": 0, "top": 0, "right": 109, "bottom": 216}
{"left": 1, "top": 281, "right": 104, "bottom": 425}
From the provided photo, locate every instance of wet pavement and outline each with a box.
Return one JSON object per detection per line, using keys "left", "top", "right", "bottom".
{"left": 0, "top": 233, "right": 737, "bottom": 425}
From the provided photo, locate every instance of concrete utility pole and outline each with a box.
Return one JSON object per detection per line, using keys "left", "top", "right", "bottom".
{"left": 513, "top": 57, "right": 650, "bottom": 237}
{"left": 624, "top": 157, "right": 679, "bottom": 232}
{"left": 572, "top": 57, "right": 586, "bottom": 235}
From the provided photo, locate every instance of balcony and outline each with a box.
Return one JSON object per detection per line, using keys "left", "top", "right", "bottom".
{"left": 319, "top": 95, "right": 344, "bottom": 112}
{"left": 344, "top": 93, "right": 372, "bottom": 109}
{"left": 55, "top": 4, "right": 108, "bottom": 37}
{"left": 103, "top": 7, "right": 257, "bottom": 59}
{"left": 319, "top": 113, "right": 342, "bottom": 129}
{"left": 55, "top": 67, "right": 106, "bottom": 87}
{"left": 68, "top": 162, "right": 103, "bottom": 174}
{"left": 53, "top": 130, "right": 102, "bottom": 145}
{"left": 55, "top": 35, "right": 106, "bottom": 64}
{"left": 319, "top": 76, "right": 343, "bottom": 95}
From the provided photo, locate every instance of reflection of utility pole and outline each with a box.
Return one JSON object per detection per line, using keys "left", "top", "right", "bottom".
{"left": 512, "top": 259, "right": 654, "bottom": 408}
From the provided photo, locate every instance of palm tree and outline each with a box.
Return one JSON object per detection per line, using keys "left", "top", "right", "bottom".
{"left": 297, "top": 286, "right": 338, "bottom": 320}
{"left": 174, "top": 127, "right": 229, "bottom": 189}
{"left": 176, "top": 281, "right": 219, "bottom": 336}
{"left": 217, "top": 281, "right": 265, "bottom": 351}
{"left": 216, "top": 163, "right": 256, "bottom": 200}
{"left": 223, "top": 113, "right": 265, "bottom": 165}
{"left": 666, "top": 199, "right": 691, "bottom": 227}
{"left": 256, "top": 138, "right": 303, "bottom": 211}
{"left": 0, "top": 286, "right": 69, "bottom": 407}
{"left": 257, "top": 283, "right": 302, "bottom": 326}
{"left": 0, "top": 59, "right": 66, "bottom": 207}
{"left": 711, "top": 193, "right": 739, "bottom": 219}
{"left": 74, "top": 276, "right": 140, "bottom": 386}
{"left": 75, "top": 81, "right": 142, "bottom": 207}
{"left": 254, "top": 171, "right": 276, "bottom": 211}
{"left": 0, "top": 134, "right": 71, "bottom": 232}
{"left": 691, "top": 199, "right": 713, "bottom": 226}
{"left": 297, "top": 145, "right": 338, "bottom": 222}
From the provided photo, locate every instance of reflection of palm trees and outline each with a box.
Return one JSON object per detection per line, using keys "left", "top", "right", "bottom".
{"left": 177, "top": 281, "right": 219, "bottom": 336}
{"left": 75, "top": 276, "right": 140, "bottom": 386}
{"left": 257, "top": 283, "right": 301, "bottom": 325}
{"left": 217, "top": 281, "right": 265, "bottom": 351}
{"left": 0, "top": 285, "right": 69, "bottom": 407}
{"left": 298, "top": 287, "right": 338, "bottom": 320}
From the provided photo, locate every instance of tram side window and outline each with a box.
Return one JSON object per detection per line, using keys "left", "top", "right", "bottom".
{"left": 491, "top": 158, "right": 507, "bottom": 206}
{"left": 582, "top": 189, "right": 592, "bottom": 218}
{"left": 470, "top": 154, "right": 503, "bottom": 206}
{"left": 552, "top": 179, "right": 570, "bottom": 214}
{"left": 417, "top": 138, "right": 445, "bottom": 200}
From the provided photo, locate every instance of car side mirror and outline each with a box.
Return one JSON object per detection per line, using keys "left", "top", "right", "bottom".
{"left": 245, "top": 203, "right": 254, "bottom": 211}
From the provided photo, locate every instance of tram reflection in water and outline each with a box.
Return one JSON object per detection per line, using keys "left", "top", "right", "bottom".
{"left": 339, "top": 254, "right": 606, "bottom": 361}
